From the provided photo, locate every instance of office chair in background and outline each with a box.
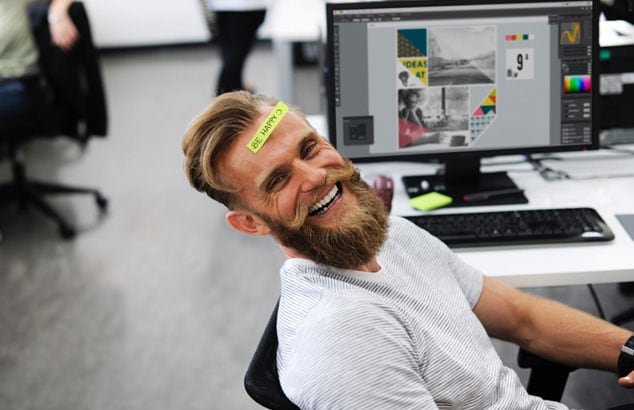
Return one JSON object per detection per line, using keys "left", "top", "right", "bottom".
{"left": 0, "top": 1, "right": 108, "bottom": 239}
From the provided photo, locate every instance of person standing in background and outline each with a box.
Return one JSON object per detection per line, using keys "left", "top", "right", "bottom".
{"left": 0, "top": 0, "right": 79, "bottom": 117}
{"left": 206, "top": 0, "right": 268, "bottom": 95}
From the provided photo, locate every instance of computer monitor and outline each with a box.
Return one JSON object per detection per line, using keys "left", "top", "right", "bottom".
{"left": 599, "top": 43, "right": 634, "bottom": 130}
{"left": 325, "top": 0, "right": 600, "bottom": 207}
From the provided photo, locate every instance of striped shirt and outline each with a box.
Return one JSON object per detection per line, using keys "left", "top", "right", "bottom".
{"left": 277, "top": 216, "right": 568, "bottom": 409}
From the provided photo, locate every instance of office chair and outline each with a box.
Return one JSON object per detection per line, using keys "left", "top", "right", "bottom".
{"left": 517, "top": 348, "right": 576, "bottom": 402}
{"left": 0, "top": 1, "right": 108, "bottom": 239}
{"left": 244, "top": 300, "right": 300, "bottom": 410}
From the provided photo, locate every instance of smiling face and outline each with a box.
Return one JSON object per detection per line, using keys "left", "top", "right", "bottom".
{"left": 219, "top": 107, "right": 388, "bottom": 270}
{"left": 219, "top": 109, "right": 353, "bottom": 228}
{"left": 406, "top": 91, "right": 420, "bottom": 107}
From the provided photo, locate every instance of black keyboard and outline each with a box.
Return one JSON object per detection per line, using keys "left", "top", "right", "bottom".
{"left": 404, "top": 207, "right": 615, "bottom": 248}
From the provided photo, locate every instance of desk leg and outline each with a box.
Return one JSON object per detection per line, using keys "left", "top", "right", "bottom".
{"left": 274, "top": 40, "right": 295, "bottom": 104}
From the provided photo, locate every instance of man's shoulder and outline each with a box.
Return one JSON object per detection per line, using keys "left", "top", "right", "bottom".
{"left": 280, "top": 291, "right": 403, "bottom": 348}
{"left": 281, "top": 288, "right": 387, "bottom": 323}
{"left": 303, "top": 291, "right": 389, "bottom": 320}
{"left": 277, "top": 291, "right": 420, "bottom": 406}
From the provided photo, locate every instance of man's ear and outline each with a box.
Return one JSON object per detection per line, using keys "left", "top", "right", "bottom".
{"left": 226, "top": 210, "right": 271, "bottom": 236}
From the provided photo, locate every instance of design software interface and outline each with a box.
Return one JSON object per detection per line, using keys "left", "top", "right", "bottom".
{"left": 328, "top": 0, "right": 596, "bottom": 160}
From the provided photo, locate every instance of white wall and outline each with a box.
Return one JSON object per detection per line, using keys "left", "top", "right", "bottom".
{"left": 82, "top": 0, "right": 211, "bottom": 48}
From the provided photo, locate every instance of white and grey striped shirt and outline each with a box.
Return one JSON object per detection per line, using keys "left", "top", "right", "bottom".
{"left": 277, "top": 216, "right": 568, "bottom": 409}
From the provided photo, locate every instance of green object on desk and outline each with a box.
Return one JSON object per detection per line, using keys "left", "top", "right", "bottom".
{"left": 409, "top": 192, "right": 453, "bottom": 211}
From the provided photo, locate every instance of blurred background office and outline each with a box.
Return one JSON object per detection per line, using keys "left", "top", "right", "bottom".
{"left": 0, "top": 0, "right": 633, "bottom": 409}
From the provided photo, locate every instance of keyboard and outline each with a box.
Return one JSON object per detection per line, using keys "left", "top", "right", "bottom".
{"left": 404, "top": 207, "right": 615, "bottom": 248}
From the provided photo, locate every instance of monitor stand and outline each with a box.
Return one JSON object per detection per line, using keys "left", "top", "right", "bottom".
{"left": 401, "top": 157, "right": 528, "bottom": 208}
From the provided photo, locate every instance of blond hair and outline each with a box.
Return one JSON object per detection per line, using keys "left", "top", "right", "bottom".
{"left": 182, "top": 91, "right": 304, "bottom": 209}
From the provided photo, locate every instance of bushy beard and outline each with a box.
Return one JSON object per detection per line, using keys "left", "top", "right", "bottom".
{"left": 257, "top": 161, "right": 389, "bottom": 270}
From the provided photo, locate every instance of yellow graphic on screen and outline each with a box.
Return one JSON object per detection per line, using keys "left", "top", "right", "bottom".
{"left": 560, "top": 22, "right": 580, "bottom": 45}
{"left": 399, "top": 58, "right": 428, "bottom": 86}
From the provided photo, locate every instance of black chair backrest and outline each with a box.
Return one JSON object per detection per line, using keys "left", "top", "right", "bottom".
{"left": 244, "top": 301, "right": 300, "bottom": 410}
{"left": 27, "top": 1, "right": 107, "bottom": 140}
{"left": 517, "top": 348, "right": 575, "bottom": 402}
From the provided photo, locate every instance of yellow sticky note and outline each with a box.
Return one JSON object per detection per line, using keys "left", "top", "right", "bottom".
{"left": 247, "top": 101, "right": 289, "bottom": 153}
{"left": 409, "top": 192, "right": 453, "bottom": 211}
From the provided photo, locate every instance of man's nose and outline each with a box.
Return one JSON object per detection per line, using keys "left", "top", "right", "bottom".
{"left": 294, "top": 160, "right": 326, "bottom": 192}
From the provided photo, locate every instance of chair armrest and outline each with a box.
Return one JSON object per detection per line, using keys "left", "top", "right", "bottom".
{"left": 517, "top": 348, "right": 576, "bottom": 402}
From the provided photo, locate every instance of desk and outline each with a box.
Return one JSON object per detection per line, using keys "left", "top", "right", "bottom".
{"left": 307, "top": 115, "right": 634, "bottom": 288}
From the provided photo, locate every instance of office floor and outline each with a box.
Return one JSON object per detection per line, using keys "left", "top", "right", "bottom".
{"left": 0, "top": 42, "right": 632, "bottom": 410}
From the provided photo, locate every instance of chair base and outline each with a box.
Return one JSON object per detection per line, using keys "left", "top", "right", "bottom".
{"left": 0, "top": 159, "right": 107, "bottom": 239}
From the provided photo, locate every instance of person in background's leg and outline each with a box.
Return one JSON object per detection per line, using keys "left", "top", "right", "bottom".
{"left": 207, "top": 0, "right": 268, "bottom": 95}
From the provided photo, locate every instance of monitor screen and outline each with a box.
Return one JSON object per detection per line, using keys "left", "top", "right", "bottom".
{"left": 599, "top": 42, "right": 634, "bottom": 130}
{"left": 325, "top": 0, "right": 600, "bottom": 206}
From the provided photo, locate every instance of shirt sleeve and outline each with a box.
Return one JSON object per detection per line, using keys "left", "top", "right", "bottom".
{"left": 445, "top": 248, "right": 484, "bottom": 308}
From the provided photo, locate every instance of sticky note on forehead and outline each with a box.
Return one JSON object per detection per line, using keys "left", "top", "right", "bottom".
{"left": 247, "top": 101, "right": 289, "bottom": 153}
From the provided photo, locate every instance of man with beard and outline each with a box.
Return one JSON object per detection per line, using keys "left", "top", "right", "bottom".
{"left": 182, "top": 91, "right": 634, "bottom": 409}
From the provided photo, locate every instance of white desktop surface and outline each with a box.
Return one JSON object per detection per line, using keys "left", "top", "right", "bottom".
{"left": 306, "top": 115, "right": 634, "bottom": 288}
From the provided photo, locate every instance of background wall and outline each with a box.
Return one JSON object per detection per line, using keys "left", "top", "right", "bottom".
{"left": 82, "top": 0, "right": 211, "bottom": 48}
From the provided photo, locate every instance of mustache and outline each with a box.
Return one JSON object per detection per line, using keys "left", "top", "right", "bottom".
{"left": 287, "top": 160, "right": 358, "bottom": 230}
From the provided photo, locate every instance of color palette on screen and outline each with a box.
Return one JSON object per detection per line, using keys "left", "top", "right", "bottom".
{"left": 564, "top": 75, "right": 591, "bottom": 93}
{"left": 505, "top": 34, "right": 535, "bottom": 40}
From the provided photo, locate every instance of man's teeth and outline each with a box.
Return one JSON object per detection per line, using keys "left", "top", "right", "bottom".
{"left": 309, "top": 184, "right": 340, "bottom": 216}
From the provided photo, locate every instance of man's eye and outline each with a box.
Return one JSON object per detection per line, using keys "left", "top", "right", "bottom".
{"left": 268, "top": 175, "right": 287, "bottom": 191}
{"left": 302, "top": 142, "right": 317, "bottom": 158}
